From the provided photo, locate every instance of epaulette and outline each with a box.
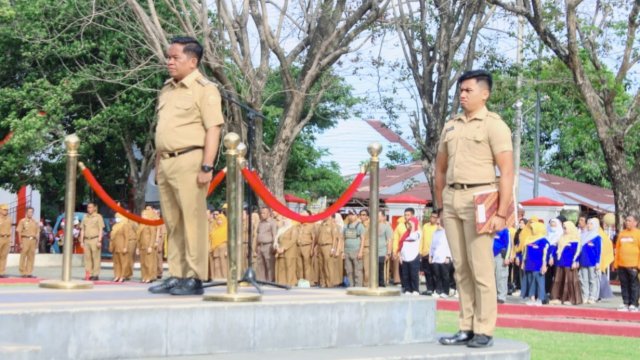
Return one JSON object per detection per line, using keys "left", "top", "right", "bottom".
{"left": 197, "top": 77, "right": 212, "bottom": 87}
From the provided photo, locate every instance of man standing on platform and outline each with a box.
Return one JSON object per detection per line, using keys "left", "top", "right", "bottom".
{"left": 148, "top": 36, "right": 224, "bottom": 295}
{"left": 436, "top": 70, "right": 514, "bottom": 348}
{"left": 80, "top": 203, "right": 105, "bottom": 281}
{"left": 17, "top": 207, "right": 40, "bottom": 278}
{"left": 316, "top": 216, "right": 340, "bottom": 287}
{"left": 392, "top": 208, "right": 416, "bottom": 284}
{"left": 255, "top": 207, "right": 277, "bottom": 282}
{"left": 0, "top": 204, "right": 12, "bottom": 277}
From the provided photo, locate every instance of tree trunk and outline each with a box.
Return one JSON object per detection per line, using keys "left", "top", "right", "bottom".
{"left": 600, "top": 136, "right": 640, "bottom": 229}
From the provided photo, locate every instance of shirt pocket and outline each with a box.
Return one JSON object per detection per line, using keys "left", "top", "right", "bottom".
{"left": 462, "top": 132, "right": 491, "bottom": 160}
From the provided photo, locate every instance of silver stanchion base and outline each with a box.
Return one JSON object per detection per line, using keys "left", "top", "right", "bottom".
{"left": 346, "top": 287, "right": 401, "bottom": 297}
{"left": 203, "top": 293, "right": 262, "bottom": 302}
{"left": 39, "top": 280, "right": 94, "bottom": 290}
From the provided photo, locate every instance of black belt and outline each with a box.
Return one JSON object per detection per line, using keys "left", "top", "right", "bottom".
{"left": 258, "top": 242, "right": 273, "bottom": 246}
{"left": 85, "top": 236, "right": 99, "bottom": 240}
{"left": 21, "top": 236, "right": 36, "bottom": 240}
{"left": 160, "top": 146, "right": 203, "bottom": 159}
{"left": 449, "top": 183, "right": 494, "bottom": 190}
{"left": 0, "top": 234, "right": 10, "bottom": 238}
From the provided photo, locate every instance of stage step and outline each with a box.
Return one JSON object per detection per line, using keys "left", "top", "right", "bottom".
{"left": 141, "top": 339, "right": 530, "bottom": 360}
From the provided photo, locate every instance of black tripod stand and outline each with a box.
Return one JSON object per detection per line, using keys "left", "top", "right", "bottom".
{"left": 203, "top": 90, "right": 289, "bottom": 294}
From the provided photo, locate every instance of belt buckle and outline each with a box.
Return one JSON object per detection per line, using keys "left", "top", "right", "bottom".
{"left": 453, "top": 183, "right": 464, "bottom": 190}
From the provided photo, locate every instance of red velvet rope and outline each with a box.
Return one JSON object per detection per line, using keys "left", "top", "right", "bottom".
{"left": 241, "top": 168, "right": 366, "bottom": 223}
{"left": 81, "top": 166, "right": 226, "bottom": 226}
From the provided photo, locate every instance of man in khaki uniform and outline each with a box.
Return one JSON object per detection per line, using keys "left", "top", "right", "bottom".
{"left": 316, "top": 217, "right": 340, "bottom": 287}
{"left": 255, "top": 207, "right": 277, "bottom": 282}
{"left": 80, "top": 203, "right": 105, "bottom": 280}
{"left": 0, "top": 204, "right": 12, "bottom": 277}
{"left": 17, "top": 207, "right": 40, "bottom": 278}
{"left": 123, "top": 217, "right": 138, "bottom": 281}
{"left": 359, "top": 210, "right": 371, "bottom": 286}
{"left": 149, "top": 37, "right": 224, "bottom": 296}
{"left": 296, "top": 211, "right": 316, "bottom": 281}
{"left": 436, "top": 70, "right": 513, "bottom": 348}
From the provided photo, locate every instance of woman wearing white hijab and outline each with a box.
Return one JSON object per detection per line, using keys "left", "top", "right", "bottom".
{"left": 578, "top": 218, "right": 602, "bottom": 304}
{"left": 545, "top": 218, "right": 563, "bottom": 298}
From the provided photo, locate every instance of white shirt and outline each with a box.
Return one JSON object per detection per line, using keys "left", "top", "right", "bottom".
{"left": 400, "top": 231, "right": 421, "bottom": 261}
{"left": 430, "top": 229, "right": 451, "bottom": 263}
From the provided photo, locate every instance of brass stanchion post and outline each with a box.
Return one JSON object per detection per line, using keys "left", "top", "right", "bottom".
{"left": 236, "top": 143, "right": 247, "bottom": 281}
{"left": 204, "top": 133, "right": 260, "bottom": 302}
{"left": 40, "top": 134, "right": 93, "bottom": 290}
{"left": 347, "top": 143, "right": 399, "bottom": 296}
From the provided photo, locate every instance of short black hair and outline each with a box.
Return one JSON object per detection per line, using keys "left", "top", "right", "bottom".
{"left": 404, "top": 208, "right": 415, "bottom": 215}
{"left": 359, "top": 209, "right": 369, "bottom": 216}
{"left": 458, "top": 69, "right": 492, "bottom": 92}
{"left": 170, "top": 36, "right": 203, "bottom": 65}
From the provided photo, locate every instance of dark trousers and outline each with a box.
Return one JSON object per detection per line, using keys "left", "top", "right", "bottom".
{"left": 545, "top": 264, "right": 556, "bottom": 296}
{"left": 378, "top": 256, "right": 386, "bottom": 287}
{"left": 509, "top": 264, "right": 521, "bottom": 291}
{"left": 420, "top": 256, "right": 435, "bottom": 291}
{"left": 432, "top": 262, "right": 451, "bottom": 295}
{"left": 401, "top": 255, "right": 421, "bottom": 293}
{"left": 618, "top": 267, "right": 640, "bottom": 307}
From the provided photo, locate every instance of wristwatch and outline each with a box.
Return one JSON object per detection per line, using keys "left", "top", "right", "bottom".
{"left": 201, "top": 164, "right": 214, "bottom": 173}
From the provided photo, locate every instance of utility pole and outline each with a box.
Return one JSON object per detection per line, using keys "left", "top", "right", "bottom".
{"left": 533, "top": 42, "right": 542, "bottom": 198}
{"left": 512, "top": 0, "right": 525, "bottom": 207}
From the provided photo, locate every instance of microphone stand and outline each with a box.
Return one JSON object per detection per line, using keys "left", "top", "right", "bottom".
{"left": 203, "top": 90, "right": 289, "bottom": 293}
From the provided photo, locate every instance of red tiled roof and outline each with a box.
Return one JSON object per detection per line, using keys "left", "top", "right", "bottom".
{"left": 537, "top": 172, "right": 614, "bottom": 209}
{"left": 520, "top": 196, "right": 564, "bottom": 207}
{"left": 364, "top": 120, "right": 415, "bottom": 153}
{"left": 284, "top": 193, "right": 307, "bottom": 204}
{"left": 384, "top": 194, "right": 429, "bottom": 205}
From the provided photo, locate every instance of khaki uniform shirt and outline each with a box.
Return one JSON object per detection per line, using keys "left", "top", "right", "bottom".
{"left": 257, "top": 219, "right": 277, "bottom": 244}
{"left": 109, "top": 223, "right": 127, "bottom": 253}
{"left": 17, "top": 218, "right": 39, "bottom": 239}
{"left": 297, "top": 223, "right": 315, "bottom": 246}
{"left": 437, "top": 107, "right": 512, "bottom": 185}
{"left": 316, "top": 221, "right": 338, "bottom": 246}
{"left": 278, "top": 226, "right": 299, "bottom": 252}
{"left": 0, "top": 215, "right": 11, "bottom": 236}
{"left": 81, "top": 213, "right": 105, "bottom": 239}
{"left": 155, "top": 70, "right": 225, "bottom": 153}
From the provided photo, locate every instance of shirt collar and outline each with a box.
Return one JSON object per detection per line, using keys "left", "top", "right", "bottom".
{"left": 168, "top": 70, "right": 201, "bottom": 89}
{"left": 455, "top": 106, "right": 489, "bottom": 123}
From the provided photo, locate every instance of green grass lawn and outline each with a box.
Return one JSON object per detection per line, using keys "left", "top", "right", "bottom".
{"left": 436, "top": 311, "right": 640, "bottom": 360}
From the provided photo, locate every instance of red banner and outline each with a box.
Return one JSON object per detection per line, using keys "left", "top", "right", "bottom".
{"left": 81, "top": 167, "right": 225, "bottom": 226}
{"left": 241, "top": 168, "right": 366, "bottom": 223}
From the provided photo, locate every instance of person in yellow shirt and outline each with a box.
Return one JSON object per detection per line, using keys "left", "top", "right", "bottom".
{"left": 614, "top": 215, "right": 640, "bottom": 311}
{"left": 392, "top": 208, "right": 416, "bottom": 285}
{"left": 209, "top": 214, "right": 228, "bottom": 280}
{"left": 421, "top": 212, "right": 439, "bottom": 295}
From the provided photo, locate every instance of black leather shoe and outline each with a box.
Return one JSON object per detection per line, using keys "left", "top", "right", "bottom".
{"left": 467, "top": 334, "right": 493, "bottom": 348}
{"left": 169, "top": 278, "right": 204, "bottom": 296}
{"left": 149, "top": 276, "right": 182, "bottom": 294}
{"left": 439, "top": 330, "right": 474, "bottom": 345}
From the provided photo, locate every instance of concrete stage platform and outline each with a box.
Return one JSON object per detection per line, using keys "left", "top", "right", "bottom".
{"left": 0, "top": 281, "right": 530, "bottom": 360}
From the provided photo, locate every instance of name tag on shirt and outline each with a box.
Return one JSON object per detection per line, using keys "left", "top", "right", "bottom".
{"left": 620, "top": 237, "right": 633, "bottom": 243}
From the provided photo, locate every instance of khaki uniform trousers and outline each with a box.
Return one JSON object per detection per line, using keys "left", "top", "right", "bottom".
{"left": 362, "top": 247, "right": 370, "bottom": 287}
{"left": 209, "top": 245, "right": 227, "bottom": 280}
{"left": 391, "top": 258, "right": 401, "bottom": 284}
{"left": 297, "top": 243, "right": 313, "bottom": 280}
{"left": 112, "top": 252, "right": 127, "bottom": 279}
{"left": 442, "top": 186, "right": 497, "bottom": 336}
{"left": 332, "top": 255, "right": 344, "bottom": 286}
{"left": 241, "top": 242, "right": 249, "bottom": 274}
{"left": 140, "top": 248, "right": 157, "bottom": 282}
{"left": 157, "top": 150, "right": 209, "bottom": 279}
{"left": 124, "top": 239, "right": 137, "bottom": 279}
{"left": 83, "top": 238, "right": 101, "bottom": 277}
{"left": 256, "top": 242, "right": 275, "bottom": 282}
{"left": 156, "top": 247, "right": 164, "bottom": 278}
{"left": 317, "top": 243, "right": 334, "bottom": 287}
{"left": 19, "top": 238, "right": 37, "bottom": 276}
{"left": 0, "top": 237, "right": 10, "bottom": 275}
{"left": 276, "top": 246, "right": 298, "bottom": 286}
